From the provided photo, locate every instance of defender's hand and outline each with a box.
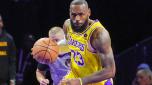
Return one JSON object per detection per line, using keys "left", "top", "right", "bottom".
{"left": 39, "top": 79, "right": 49, "bottom": 85}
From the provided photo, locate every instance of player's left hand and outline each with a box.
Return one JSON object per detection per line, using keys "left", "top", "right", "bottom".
{"left": 59, "top": 78, "right": 82, "bottom": 85}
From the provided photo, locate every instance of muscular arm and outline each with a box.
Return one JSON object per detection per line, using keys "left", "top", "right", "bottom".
{"left": 36, "top": 63, "right": 49, "bottom": 84}
{"left": 36, "top": 68, "right": 46, "bottom": 81}
{"left": 82, "top": 27, "right": 116, "bottom": 84}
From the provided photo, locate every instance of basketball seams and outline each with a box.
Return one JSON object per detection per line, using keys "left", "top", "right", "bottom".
{"left": 32, "top": 38, "right": 59, "bottom": 63}
{"left": 46, "top": 51, "right": 52, "bottom": 63}
{"left": 35, "top": 39, "right": 58, "bottom": 63}
{"left": 33, "top": 50, "right": 52, "bottom": 62}
{"left": 48, "top": 38, "right": 58, "bottom": 63}
{"left": 34, "top": 45, "right": 57, "bottom": 51}
{"left": 42, "top": 39, "right": 57, "bottom": 46}
{"left": 33, "top": 50, "right": 48, "bottom": 56}
{"left": 42, "top": 39, "right": 50, "bottom": 63}
{"left": 33, "top": 45, "right": 58, "bottom": 55}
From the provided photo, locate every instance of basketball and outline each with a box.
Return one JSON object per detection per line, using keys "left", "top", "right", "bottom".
{"left": 31, "top": 37, "right": 59, "bottom": 63}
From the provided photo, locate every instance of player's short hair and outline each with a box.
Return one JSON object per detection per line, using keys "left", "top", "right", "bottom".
{"left": 70, "top": 0, "right": 88, "bottom": 8}
{"left": 48, "top": 26, "right": 64, "bottom": 37}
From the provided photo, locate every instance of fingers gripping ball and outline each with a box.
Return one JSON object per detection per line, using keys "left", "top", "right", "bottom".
{"left": 31, "top": 38, "right": 59, "bottom": 63}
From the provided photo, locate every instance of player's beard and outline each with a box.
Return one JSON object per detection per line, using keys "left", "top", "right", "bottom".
{"left": 70, "top": 19, "right": 88, "bottom": 32}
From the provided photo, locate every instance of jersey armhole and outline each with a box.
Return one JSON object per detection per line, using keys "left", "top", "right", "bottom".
{"left": 87, "top": 29, "right": 97, "bottom": 53}
{"left": 87, "top": 26, "right": 104, "bottom": 53}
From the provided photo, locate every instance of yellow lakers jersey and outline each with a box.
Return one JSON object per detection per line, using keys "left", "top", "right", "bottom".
{"left": 65, "top": 20, "right": 112, "bottom": 85}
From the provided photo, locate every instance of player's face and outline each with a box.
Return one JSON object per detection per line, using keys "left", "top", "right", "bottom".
{"left": 49, "top": 32, "right": 64, "bottom": 43}
{"left": 0, "top": 16, "right": 4, "bottom": 29}
{"left": 70, "top": 4, "right": 90, "bottom": 29}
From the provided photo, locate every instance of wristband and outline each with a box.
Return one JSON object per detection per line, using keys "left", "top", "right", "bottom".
{"left": 79, "top": 78, "right": 82, "bottom": 85}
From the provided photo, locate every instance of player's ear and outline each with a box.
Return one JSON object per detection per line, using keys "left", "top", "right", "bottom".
{"left": 88, "top": 8, "right": 91, "bottom": 17}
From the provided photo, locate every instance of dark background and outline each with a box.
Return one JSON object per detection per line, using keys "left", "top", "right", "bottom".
{"left": 0, "top": 0, "right": 152, "bottom": 53}
{"left": 0, "top": 0, "right": 152, "bottom": 85}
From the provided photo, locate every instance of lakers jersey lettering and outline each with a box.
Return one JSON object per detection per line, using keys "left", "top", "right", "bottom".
{"left": 66, "top": 20, "right": 105, "bottom": 77}
{"left": 68, "top": 36, "right": 85, "bottom": 51}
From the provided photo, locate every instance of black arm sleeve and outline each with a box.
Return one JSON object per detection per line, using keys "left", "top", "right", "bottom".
{"left": 37, "top": 63, "right": 49, "bottom": 71}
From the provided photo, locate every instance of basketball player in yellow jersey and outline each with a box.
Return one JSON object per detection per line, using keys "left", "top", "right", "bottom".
{"left": 59, "top": 0, "right": 116, "bottom": 85}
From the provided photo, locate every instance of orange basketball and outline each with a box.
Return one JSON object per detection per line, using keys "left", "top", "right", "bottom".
{"left": 31, "top": 37, "right": 59, "bottom": 63}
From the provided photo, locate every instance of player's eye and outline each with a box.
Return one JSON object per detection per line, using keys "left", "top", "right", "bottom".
{"left": 53, "top": 39, "right": 59, "bottom": 42}
{"left": 71, "top": 13, "right": 77, "bottom": 17}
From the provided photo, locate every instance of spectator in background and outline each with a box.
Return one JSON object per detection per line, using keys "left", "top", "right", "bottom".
{"left": 16, "top": 33, "right": 38, "bottom": 85}
{"left": 132, "top": 63, "right": 152, "bottom": 85}
{"left": 0, "top": 14, "right": 16, "bottom": 85}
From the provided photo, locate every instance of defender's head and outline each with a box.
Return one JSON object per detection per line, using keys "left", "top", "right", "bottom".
{"left": 48, "top": 26, "right": 65, "bottom": 42}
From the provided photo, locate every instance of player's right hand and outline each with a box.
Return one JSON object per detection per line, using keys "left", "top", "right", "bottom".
{"left": 39, "top": 79, "right": 49, "bottom": 85}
